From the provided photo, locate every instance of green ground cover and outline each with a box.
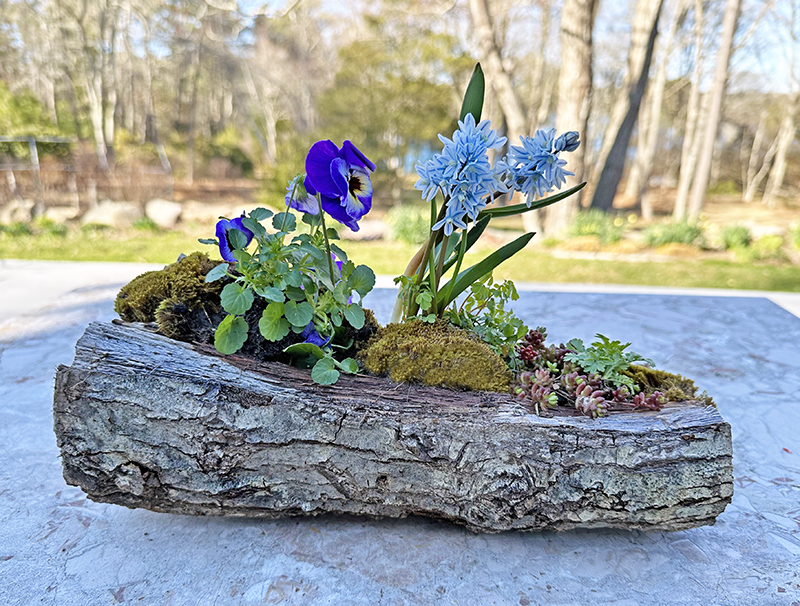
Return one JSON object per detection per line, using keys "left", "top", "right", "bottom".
{"left": 2, "top": 229, "right": 799, "bottom": 292}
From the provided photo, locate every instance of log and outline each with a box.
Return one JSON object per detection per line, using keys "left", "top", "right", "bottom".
{"left": 53, "top": 321, "right": 733, "bottom": 533}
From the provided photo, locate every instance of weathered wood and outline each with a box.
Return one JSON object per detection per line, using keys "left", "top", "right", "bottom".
{"left": 53, "top": 321, "right": 733, "bottom": 533}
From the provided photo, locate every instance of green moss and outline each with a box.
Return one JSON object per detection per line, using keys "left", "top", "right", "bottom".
{"left": 114, "top": 252, "right": 224, "bottom": 323}
{"left": 359, "top": 319, "right": 511, "bottom": 392}
{"left": 623, "top": 364, "right": 715, "bottom": 406}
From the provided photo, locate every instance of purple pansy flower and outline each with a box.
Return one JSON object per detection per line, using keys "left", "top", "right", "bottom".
{"left": 285, "top": 174, "right": 318, "bottom": 215}
{"left": 215, "top": 215, "right": 254, "bottom": 263}
{"left": 304, "top": 140, "right": 375, "bottom": 232}
{"left": 301, "top": 322, "right": 332, "bottom": 347}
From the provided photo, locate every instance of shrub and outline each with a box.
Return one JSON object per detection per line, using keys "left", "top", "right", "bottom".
{"left": 385, "top": 204, "right": 430, "bottom": 245}
{"left": 643, "top": 221, "right": 704, "bottom": 248}
{"left": 133, "top": 216, "right": 160, "bottom": 232}
{"left": 790, "top": 225, "right": 800, "bottom": 250}
{"left": 732, "top": 235, "right": 787, "bottom": 263}
{"left": 1, "top": 221, "right": 33, "bottom": 237}
{"left": 568, "top": 209, "right": 623, "bottom": 244}
{"left": 720, "top": 225, "right": 752, "bottom": 250}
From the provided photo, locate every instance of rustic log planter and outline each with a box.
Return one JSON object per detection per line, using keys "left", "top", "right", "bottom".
{"left": 53, "top": 321, "right": 733, "bottom": 533}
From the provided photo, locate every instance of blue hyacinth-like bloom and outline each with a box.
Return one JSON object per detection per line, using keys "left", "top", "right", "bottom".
{"left": 414, "top": 114, "right": 507, "bottom": 236}
{"left": 503, "top": 129, "right": 580, "bottom": 206}
{"left": 284, "top": 174, "right": 318, "bottom": 215}
{"left": 304, "top": 140, "right": 375, "bottom": 232}
{"left": 215, "top": 215, "right": 254, "bottom": 263}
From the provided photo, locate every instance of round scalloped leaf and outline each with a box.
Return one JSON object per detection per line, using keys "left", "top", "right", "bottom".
{"left": 259, "top": 302, "right": 290, "bottom": 341}
{"left": 348, "top": 265, "right": 375, "bottom": 297}
{"left": 284, "top": 342, "right": 325, "bottom": 359}
{"left": 311, "top": 357, "right": 339, "bottom": 385}
{"left": 284, "top": 300, "right": 314, "bottom": 327}
{"left": 214, "top": 315, "right": 249, "bottom": 355}
{"left": 343, "top": 304, "right": 365, "bottom": 329}
{"left": 220, "top": 283, "right": 254, "bottom": 315}
{"left": 338, "top": 358, "right": 358, "bottom": 374}
{"left": 205, "top": 262, "right": 229, "bottom": 283}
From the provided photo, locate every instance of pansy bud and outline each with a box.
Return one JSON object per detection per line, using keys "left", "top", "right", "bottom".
{"left": 285, "top": 174, "right": 318, "bottom": 215}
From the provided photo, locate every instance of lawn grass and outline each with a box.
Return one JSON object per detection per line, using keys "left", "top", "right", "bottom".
{"left": 2, "top": 230, "right": 800, "bottom": 293}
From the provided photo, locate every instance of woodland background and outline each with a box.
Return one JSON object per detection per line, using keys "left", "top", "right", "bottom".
{"left": 0, "top": 0, "right": 797, "bottom": 237}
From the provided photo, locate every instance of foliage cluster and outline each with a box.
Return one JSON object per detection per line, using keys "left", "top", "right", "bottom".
{"left": 568, "top": 209, "right": 624, "bottom": 244}
{"left": 720, "top": 224, "right": 752, "bottom": 250}
{"left": 642, "top": 221, "right": 705, "bottom": 248}
{"left": 385, "top": 205, "right": 430, "bottom": 245}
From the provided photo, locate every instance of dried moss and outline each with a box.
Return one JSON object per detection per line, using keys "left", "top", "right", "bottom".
{"left": 359, "top": 319, "right": 511, "bottom": 392}
{"left": 623, "top": 365, "right": 715, "bottom": 406}
{"left": 114, "top": 252, "right": 224, "bottom": 323}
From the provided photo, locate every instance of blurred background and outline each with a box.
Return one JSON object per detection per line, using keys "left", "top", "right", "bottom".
{"left": 1, "top": 0, "right": 799, "bottom": 290}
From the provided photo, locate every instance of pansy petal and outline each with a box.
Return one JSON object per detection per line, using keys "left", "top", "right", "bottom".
{"left": 229, "top": 217, "right": 255, "bottom": 244}
{"left": 330, "top": 157, "right": 349, "bottom": 198}
{"left": 305, "top": 140, "right": 342, "bottom": 197}
{"left": 341, "top": 140, "right": 376, "bottom": 172}
{"left": 321, "top": 195, "right": 360, "bottom": 231}
{"left": 215, "top": 219, "right": 236, "bottom": 262}
{"left": 343, "top": 168, "right": 372, "bottom": 220}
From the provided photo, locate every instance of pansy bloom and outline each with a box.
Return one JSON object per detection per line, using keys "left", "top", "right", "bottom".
{"left": 215, "top": 215, "right": 254, "bottom": 263}
{"left": 285, "top": 174, "right": 318, "bottom": 215}
{"left": 304, "top": 140, "right": 376, "bottom": 232}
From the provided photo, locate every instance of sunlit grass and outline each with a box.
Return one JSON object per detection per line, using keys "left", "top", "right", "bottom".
{"left": 2, "top": 230, "right": 800, "bottom": 293}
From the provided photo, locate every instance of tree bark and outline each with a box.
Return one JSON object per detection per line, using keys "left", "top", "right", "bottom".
{"left": 685, "top": 0, "right": 742, "bottom": 221}
{"left": 624, "top": 0, "right": 688, "bottom": 216}
{"left": 673, "top": 0, "right": 704, "bottom": 220}
{"left": 543, "top": 0, "right": 597, "bottom": 236}
{"left": 763, "top": 95, "right": 798, "bottom": 207}
{"left": 53, "top": 322, "right": 734, "bottom": 533}
{"left": 590, "top": 0, "right": 663, "bottom": 212}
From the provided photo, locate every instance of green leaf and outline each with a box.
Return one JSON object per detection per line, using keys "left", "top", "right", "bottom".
{"left": 198, "top": 238, "right": 218, "bottom": 246}
{"left": 284, "top": 269, "right": 303, "bottom": 288}
{"left": 301, "top": 213, "right": 320, "bottom": 227}
{"left": 284, "top": 300, "right": 314, "bottom": 327}
{"left": 284, "top": 342, "right": 325, "bottom": 359}
{"left": 232, "top": 249, "right": 251, "bottom": 263}
{"left": 436, "top": 232, "right": 535, "bottom": 309}
{"left": 227, "top": 228, "right": 249, "bottom": 250}
{"left": 330, "top": 243, "right": 348, "bottom": 263}
{"left": 459, "top": 63, "right": 485, "bottom": 123}
{"left": 311, "top": 357, "right": 339, "bottom": 385}
{"left": 220, "top": 283, "right": 254, "bottom": 315}
{"left": 285, "top": 285, "right": 307, "bottom": 301}
{"left": 214, "top": 314, "right": 249, "bottom": 355}
{"left": 205, "top": 262, "right": 229, "bottom": 283}
{"left": 259, "top": 302, "right": 291, "bottom": 341}
{"left": 343, "top": 304, "right": 365, "bottom": 329}
{"left": 348, "top": 265, "right": 376, "bottom": 297}
{"left": 338, "top": 358, "right": 358, "bottom": 374}
{"left": 298, "top": 242, "right": 324, "bottom": 260}
{"left": 441, "top": 216, "right": 490, "bottom": 275}
{"left": 240, "top": 216, "right": 266, "bottom": 239}
{"left": 254, "top": 285, "right": 284, "bottom": 302}
{"left": 273, "top": 212, "right": 297, "bottom": 232}
{"left": 250, "top": 207, "right": 273, "bottom": 221}
{"left": 478, "top": 183, "right": 586, "bottom": 220}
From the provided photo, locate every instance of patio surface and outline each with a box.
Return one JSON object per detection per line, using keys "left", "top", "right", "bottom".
{"left": 1, "top": 259, "right": 799, "bottom": 605}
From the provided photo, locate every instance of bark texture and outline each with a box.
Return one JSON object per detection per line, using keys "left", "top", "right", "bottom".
{"left": 53, "top": 322, "right": 733, "bottom": 533}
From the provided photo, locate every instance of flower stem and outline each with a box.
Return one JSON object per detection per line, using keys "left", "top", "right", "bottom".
{"left": 442, "top": 229, "right": 468, "bottom": 315}
{"left": 316, "top": 195, "right": 336, "bottom": 284}
{"left": 280, "top": 182, "right": 297, "bottom": 234}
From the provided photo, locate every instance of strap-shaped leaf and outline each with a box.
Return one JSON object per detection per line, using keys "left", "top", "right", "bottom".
{"left": 442, "top": 216, "right": 490, "bottom": 274}
{"left": 459, "top": 63, "right": 485, "bottom": 123}
{"left": 436, "top": 232, "right": 535, "bottom": 309}
{"left": 478, "top": 183, "right": 586, "bottom": 220}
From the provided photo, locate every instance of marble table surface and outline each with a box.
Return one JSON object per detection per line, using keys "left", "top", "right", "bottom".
{"left": 1, "top": 260, "right": 799, "bottom": 606}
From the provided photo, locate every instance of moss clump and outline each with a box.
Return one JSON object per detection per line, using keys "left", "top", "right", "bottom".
{"left": 359, "top": 319, "right": 511, "bottom": 392}
{"left": 114, "top": 252, "right": 224, "bottom": 324}
{"left": 623, "top": 364, "right": 715, "bottom": 406}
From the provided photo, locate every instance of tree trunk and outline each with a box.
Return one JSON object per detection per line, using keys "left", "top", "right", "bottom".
{"left": 543, "top": 0, "right": 597, "bottom": 236}
{"left": 625, "top": 0, "right": 688, "bottom": 213}
{"left": 742, "top": 111, "right": 767, "bottom": 203}
{"left": 673, "top": 0, "right": 704, "bottom": 220}
{"left": 763, "top": 97, "right": 798, "bottom": 207}
{"left": 53, "top": 322, "right": 733, "bottom": 533}
{"left": 685, "top": 0, "right": 742, "bottom": 221}
{"left": 590, "top": 0, "right": 663, "bottom": 212}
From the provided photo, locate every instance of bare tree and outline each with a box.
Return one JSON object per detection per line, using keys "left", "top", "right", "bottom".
{"left": 590, "top": 0, "right": 664, "bottom": 213}
{"left": 624, "top": 0, "right": 689, "bottom": 218}
{"left": 685, "top": 0, "right": 742, "bottom": 220}
{"left": 544, "top": 0, "right": 598, "bottom": 235}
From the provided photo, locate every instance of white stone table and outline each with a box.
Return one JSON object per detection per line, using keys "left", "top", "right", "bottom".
{"left": 1, "top": 260, "right": 799, "bottom": 605}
